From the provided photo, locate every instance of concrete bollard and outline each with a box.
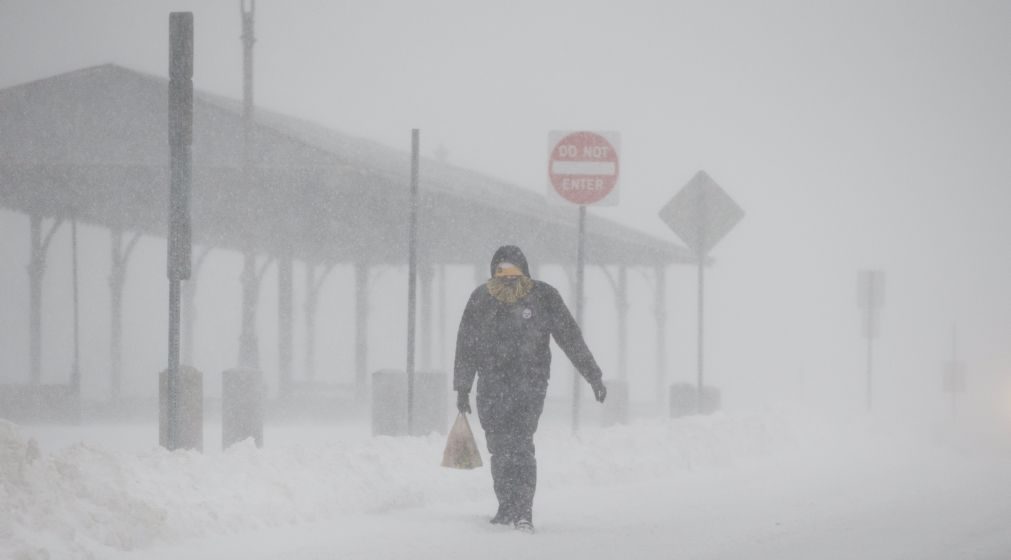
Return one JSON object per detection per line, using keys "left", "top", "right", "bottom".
{"left": 601, "top": 379, "right": 629, "bottom": 426}
{"left": 222, "top": 367, "right": 264, "bottom": 449}
{"left": 159, "top": 365, "right": 203, "bottom": 451}
{"left": 669, "top": 383, "right": 698, "bottom": 418}
{"left": 699, "top": 386, "right": 722, "bottom": 415}
{"left": 670, "top": 383, "right": 723, "bottom": 417}
{"left": 371, "top": 369, "right": 449, "bottom": 436}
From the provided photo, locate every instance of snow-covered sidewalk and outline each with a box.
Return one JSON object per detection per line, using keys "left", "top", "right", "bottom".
{"left": 3, "top": 410, "right": 1009, "bottom": 559}
{"left": 120, "top": 446, "right": 1011, "bottom": 560}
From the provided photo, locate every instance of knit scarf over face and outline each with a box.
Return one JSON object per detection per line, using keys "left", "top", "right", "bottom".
{"left": 486, "top": 276, "right": 534, "bottom": 304}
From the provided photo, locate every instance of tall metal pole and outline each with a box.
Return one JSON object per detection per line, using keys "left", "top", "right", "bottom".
{"left": 237, "top": 0, "right": 259, "bottom": 367}
{"left": 29, "top": 215, "right": 43, "bottom": 386}
{"left": 617, "top": 265, "right": 627, "bottom": 381}
{"left": 695, "top": 185, "right": 708, "bottom": 401}
{"left": 697, "top": 255, "right": 705, "bottom": 395}
{"left": 109, "top": 230, "right": 124, "bottom": 400}
{"left": 406, "top": 129, "right": 420, "bottom": 436}
{"left": 167, "top": 12, "right": 193, "bottom": 450}
{"left": 865, "top": 284, "right": 874, "bottom": 411}
{"left": 241, "top": 0, "right": 255, "bottom": 152}
{"left": 866, "top": 318, "right": 873, "bottom": 411}
{"left": 71, "top": 219, "right": 81, "bottom": 394}
{"left": 950, "top": 323, "right": 957, "bottom": 416}
{"left": 573, "top": 205, "right": 586, "bottom": 433}
{"left": 182, "top": 247, "right": 211, "bottom": 366}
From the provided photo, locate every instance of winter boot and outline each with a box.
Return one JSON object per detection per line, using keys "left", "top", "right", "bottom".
{"left": 513, "top": 519, "right": 535, "bottom": 534}
{"left": 489, "top": 511, "right": 512, "bottom": 525}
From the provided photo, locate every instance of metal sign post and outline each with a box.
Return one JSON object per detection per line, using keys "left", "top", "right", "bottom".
{"left": 167, "top": 12, "right": 193, "bottom": 450}
{"left": 659, "top": 171, "right": 743, "bottom": 408}
{"left": 695, "top": 183, "right": 707, "bottom": 394}
{"left": 547, "top": 131, "right": 620, "bottom": 433}
{"left": 943, "top": 323, "right": 966, "bottom": 417}
{"left": 406, "top": 129, "right": 420, "bottom": 436}
{"left": 858, "top": 269, "right": 885, "bottom": 411}
{"left": 573, "top": 204, "right": 586, "bottom": 433}
{"left": 237, "top": 0, "right": 259, "bottom": 369}
{"left": 696, "top": 238, "right": 705, "bottom": 394}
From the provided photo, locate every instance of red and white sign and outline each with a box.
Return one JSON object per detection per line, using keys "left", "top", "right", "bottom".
{"left": 547, "top": 130, "right": 620, "bottom": 206}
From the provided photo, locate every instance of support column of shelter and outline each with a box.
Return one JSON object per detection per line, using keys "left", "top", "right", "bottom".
{"left": 354, "top": 262, "right": 369, "bottom": 397}
{"left": 564, "top": 266, "right": 582, "bottom": 424}
{"left": 599, "top": 263, "right": 630, "bottom": 425}
{"left": 109, "top": 229, "right": 142, "bottom": 401}
{"left": 599, "top": 265, "right": 629, "bottom": 382}
{"left": 301, "top": 260, "right": 321, "bottom": 380}
{"left": 238, "top": 253, "right": 273, "bottom": 369}
{"left": 303, "top": 262, "right": 333, "bottom": 382}
{"left": 419, "top": 264, "right": 434, "bottom": 371}
{"left": 304, "top": 264, "right": 317, "bottom": 381}
{"left": 437, "top": 265, "right": 447, "bottom": 370}
{"left": 277, "top": 254, "right": 293, "bottom": 397}
{"left": 238, "top": 253, "right": 257, "bottom": 367}
{"left": 304, "top": 262, "right": 336, "bottom": 382}
{"left": 28, "top": 215, "right": 63, "bottom": 385}
{"left": 654, "top": 265, "right": 668, "bottom": 411}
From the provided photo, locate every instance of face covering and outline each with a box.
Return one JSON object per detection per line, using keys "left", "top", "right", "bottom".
{"left": 487, "top": 264, "right": 534, "bottom": 303}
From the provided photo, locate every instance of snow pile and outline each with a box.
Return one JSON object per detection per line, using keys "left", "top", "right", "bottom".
{"left": 0, "top": 411, "right": 796, "bottom": 558}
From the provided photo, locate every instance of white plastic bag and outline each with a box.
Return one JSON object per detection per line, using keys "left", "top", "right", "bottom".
{"left": 441, "top": 413, "right": 483, "bottom": 469}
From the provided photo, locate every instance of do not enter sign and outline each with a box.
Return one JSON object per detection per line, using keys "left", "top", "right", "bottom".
{"left": 547, "top": 131, "right": 620, "bottom": 206}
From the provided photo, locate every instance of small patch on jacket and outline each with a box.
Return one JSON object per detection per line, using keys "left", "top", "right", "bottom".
{"left": 522, "top": 308, "right": 533, "bottom": 319}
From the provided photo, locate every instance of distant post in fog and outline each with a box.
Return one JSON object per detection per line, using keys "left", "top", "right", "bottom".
{"left": 942, "top": 323, "right": 966, "bottom": 417}
{"left": 406, "top": 129, "right": 420, "bottom": 435}
{"left": 857, "top": 269, "right": 885, "bottom": 411}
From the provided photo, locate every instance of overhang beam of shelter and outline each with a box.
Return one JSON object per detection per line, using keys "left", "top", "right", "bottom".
{"left": 0, "top": 65, "right": 694, "bottom": 404}
{"left": 0, "top": 64, "right": 692, "bottom": 267}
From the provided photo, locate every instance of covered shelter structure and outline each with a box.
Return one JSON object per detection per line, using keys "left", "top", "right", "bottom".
{"left": 0, "top": 65, "right": 694, "bottom": 417}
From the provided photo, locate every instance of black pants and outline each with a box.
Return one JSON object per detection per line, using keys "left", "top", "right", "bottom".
{"left": 476, "top": 376, "right": 546, "bottom": 523}
{"left": 486, "top": 430, "right": 537, "bottom": 522}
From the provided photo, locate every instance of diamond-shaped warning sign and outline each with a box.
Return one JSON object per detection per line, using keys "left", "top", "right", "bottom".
{"left": 658, "top": 171, "right": 743, "bottom": 257}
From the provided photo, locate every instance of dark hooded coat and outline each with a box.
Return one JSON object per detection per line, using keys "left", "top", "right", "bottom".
{"left": 453, "top": 246, "right": 603, "bottom": 433}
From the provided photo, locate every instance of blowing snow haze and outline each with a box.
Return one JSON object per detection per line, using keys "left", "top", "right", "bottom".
{"left": 0, "top": 1, "right": 1010, "bottom": 558}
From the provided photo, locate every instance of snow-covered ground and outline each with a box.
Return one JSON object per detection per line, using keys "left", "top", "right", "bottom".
{"left": 3, "top": 408, "right": 1009, "bottom": 559}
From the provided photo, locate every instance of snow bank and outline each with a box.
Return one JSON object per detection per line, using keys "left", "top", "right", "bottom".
{"left": 0, "top": 411, "right": 795, "bottom": 559}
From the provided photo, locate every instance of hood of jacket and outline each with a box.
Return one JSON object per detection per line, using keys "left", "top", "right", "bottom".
{"left": 489, "top": 245, "right": 531, "bottom": 278}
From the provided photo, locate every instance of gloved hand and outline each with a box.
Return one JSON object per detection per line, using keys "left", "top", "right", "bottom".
{"left": 591, "top": 380, "right": 607, "bottom": 403}
{"left": 457, "top": 390, "right": 472, "bottom": 414}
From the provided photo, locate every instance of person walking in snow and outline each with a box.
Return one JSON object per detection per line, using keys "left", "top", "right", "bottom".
{"left": 453, "top": 245, "right": 607, "bottom": 533}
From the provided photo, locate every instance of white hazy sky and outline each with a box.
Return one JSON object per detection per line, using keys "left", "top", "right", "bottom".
{"left": 1, "top": 0, "right": 1008, "bottom": 414}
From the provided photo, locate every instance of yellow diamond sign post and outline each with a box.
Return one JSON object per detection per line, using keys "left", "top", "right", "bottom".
{"left": 659, "top": 171, "right": 743, "bottom": 404}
